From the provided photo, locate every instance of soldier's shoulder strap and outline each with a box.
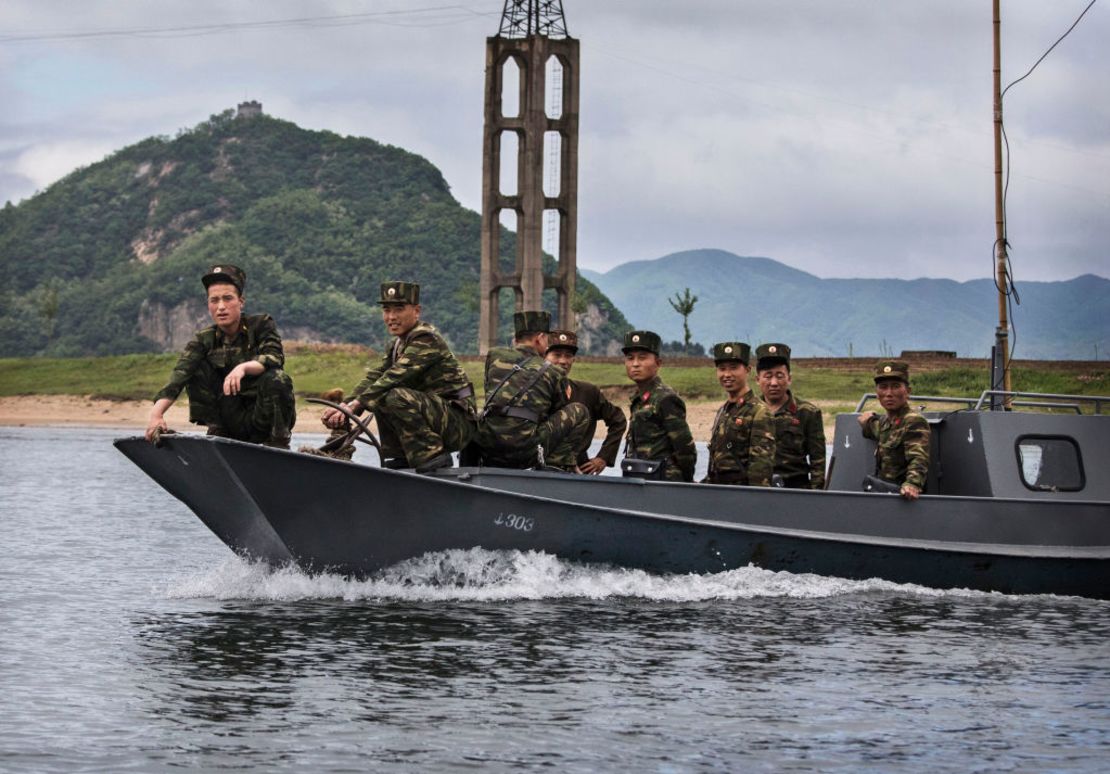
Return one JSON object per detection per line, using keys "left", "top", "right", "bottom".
{"left": 709, "top": 400, "right": 729, "bottom": 436}
{"left": 479, "top": 359, "right": 552, "bottom": 421}
{"left": 504, "top": 359, "right": 553, "bottom": 408}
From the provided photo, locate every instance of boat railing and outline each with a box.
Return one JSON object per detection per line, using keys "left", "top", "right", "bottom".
{"left": 971, "top": 390, "right": 1106, "bottom": 414}
{"left": 854, "top": 394, "right": 977, "bottom": 412}
{"left": 854, "top": 391, "right": 1107, "bottom": 414}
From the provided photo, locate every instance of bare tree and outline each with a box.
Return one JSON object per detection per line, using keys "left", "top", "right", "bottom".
{"left": 668, "top": 287, "right": 698, "bottom": 354}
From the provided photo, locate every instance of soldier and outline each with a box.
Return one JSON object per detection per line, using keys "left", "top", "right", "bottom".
{"left": 473, "top": 311, "right": 591, "bottom": 470}
{"left": 321, "top": 281, "right": 475, "bottom": 473}
{"left": 146, "top": 264, "right": 295, "bottom": 448}
{"left": 705, "top": 342, "right": 775, "bottom": 486}
{"left": 857, "top": 359, "right": 931, "bottom": 500}
{"left": 755, "top": 342, "right": 826, "bottom": 489}
{"left": 545, "top": 330, "right": 628, "bottom": 474}
{"left": 621, "top": 330, "right": 696, "bottom": 482}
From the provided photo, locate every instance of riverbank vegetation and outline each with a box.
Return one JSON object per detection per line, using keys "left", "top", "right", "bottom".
{"left": 1, "top": 348, "right": 1104, "bottom": 416}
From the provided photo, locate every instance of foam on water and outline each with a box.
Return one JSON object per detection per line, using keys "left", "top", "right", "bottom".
{"left": 163, "top": 548, "right": 984, "bottom": 603}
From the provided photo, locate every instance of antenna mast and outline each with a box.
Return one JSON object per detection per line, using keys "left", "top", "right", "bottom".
{"left": 498, "top": 1, "right": 569, "bottom": 39}
{"left": 992, "top": 0, "right": 1013, "bottom": 405}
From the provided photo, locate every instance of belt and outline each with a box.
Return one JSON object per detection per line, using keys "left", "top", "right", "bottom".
{"left": 707, "top": 470, "right": 746, "bottom": 485}
{"left": 486, "top": 405, "right": 540, "bottom": 423}
{"left": 449, "top": 384, "right": 474, "bottom": 400}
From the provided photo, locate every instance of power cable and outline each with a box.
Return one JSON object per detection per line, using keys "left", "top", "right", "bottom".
{"left": 0, "top": 6, "right": 495, "bottom": 44}
{"left": 994, "top": 0, "right": 1099, "bottom": 366}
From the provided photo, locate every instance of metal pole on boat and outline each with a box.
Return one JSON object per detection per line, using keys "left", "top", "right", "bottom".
{"left": 992, "top": 0, "right": 1013, "bottom": 407}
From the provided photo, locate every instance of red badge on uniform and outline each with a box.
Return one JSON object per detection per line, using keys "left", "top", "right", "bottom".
{"left": 642, "top": 392, "right": 651, "bottom": 402}
{"left": 566, "top": 385, "right": 572, "bottom": 400}
{"left": 791, "top": 418, "right": 801, "bottom": 426}
{"left": 894, "top": 418, "right": 902, "bottom": 426}
{"left": 734, "top": 418, "right": 744, "bottom": 426}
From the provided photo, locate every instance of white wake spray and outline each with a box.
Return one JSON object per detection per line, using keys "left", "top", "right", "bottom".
{"left": 163, "top": 548, "right": 981, "bottom": 602}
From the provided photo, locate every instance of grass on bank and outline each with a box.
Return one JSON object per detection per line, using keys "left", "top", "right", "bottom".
{"left": 0, "top": 349, "right": 1106, "bottom": 415}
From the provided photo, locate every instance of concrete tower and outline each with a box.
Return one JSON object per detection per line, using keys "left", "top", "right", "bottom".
{"left": 478, "top": 1, "right": 579, "bottom": 353}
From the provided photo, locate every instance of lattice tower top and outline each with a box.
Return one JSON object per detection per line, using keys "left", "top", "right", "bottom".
{"left": 498, "top": 0, "right": 568, "bottom": 39}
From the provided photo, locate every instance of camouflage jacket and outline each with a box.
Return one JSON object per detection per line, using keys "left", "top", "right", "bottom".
{"left": 764, "top": 391, "right": 826, "bottom": 489}
{"left": 625, "top": 376, "right": 696, "bottom": 482}
{"left": 480, "top": 344, "right": 569, "bottom": 442}
{"left": 154, "top": 314, "right": 284, "bottom": 402}
{"left": 567, "top": 379, "right": 628, "bottom": 466}
{"left": 861, "top": 404, "right": 931, "bottom": 490}
{"left": 707, "top": 388, "right": 776, "bottom": 486}
{"left": 352, "top": 321, "right": 475, "bottom": 416}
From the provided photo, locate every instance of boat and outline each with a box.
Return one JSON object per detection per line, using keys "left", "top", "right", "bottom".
{"left": 114, "top": 3, "right": 1110, "bottom": 598}
{"left": 114, "top": 387, "right": 1110, "bottom": 599}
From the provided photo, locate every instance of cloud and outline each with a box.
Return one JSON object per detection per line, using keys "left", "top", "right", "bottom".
{"left": 1, "top": 0, "right": 1107, "bottom": 282}
{"left": 10, "top": 140, "right": 119, "bottom": 194}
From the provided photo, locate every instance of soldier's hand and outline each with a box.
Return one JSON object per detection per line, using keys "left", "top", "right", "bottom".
{"left": 579, "top": 457, "right": 607, "bottom": 475}
{"left": 223, "top": 364, "right": 247, "bottom": 396}
{"left": 322, "top": 407, "right": 346, "bottom": 429}
{"left": 900, "top": 483, "right": 921, "bottom": 501}
{"left": 857, "top": 410, "right": 876, "bottom": 428}
{"left": 145, "top": 415, "right": 168, "bottom": 443}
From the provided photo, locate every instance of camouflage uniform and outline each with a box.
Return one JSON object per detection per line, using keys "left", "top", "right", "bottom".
{"left": 351, "top": 317, "right": 476, "bottom": 469}
{"left": 154, "top": 313, "right": 296, "bottom": 445}
{"left": 765, "top": 392, "right": 826, "bottom": 489}
{"left": 471, "top": 311, "right": 590, "bottom": 469}
{"left": 753, "top": 342, "right": 825, "bottom": 489}
{"left": 706, "top": 388, "right": 776, "bottom": 486}
{"left": 861, "top": 403, "right": 930, "bottom": 490}
{"left": 546, "top": 329, "right": 628, "bottom": 470}
{"left": 567, "top": 379, "right": 627, "bottom": 468}
{"left": 475, "top": 343, "right": 591, "bottom": 469}
{"left": 625, "top": 376, "right": 697, "bottom": 483}
{"left": 860, "top": 359, "right": 931, "bottom": 490}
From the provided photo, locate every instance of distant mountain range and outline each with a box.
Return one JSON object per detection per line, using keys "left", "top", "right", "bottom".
{"left": 583, "top": 249, "right": 1109, "bottom": 359}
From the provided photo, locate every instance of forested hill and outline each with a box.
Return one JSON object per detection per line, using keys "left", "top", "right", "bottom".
{"left": 0, "top": 109, "right": 628, "bottom": 357}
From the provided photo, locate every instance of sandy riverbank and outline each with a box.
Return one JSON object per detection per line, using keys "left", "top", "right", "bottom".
{"left": 0, "top": 395, "right": 736, "bottom": 442}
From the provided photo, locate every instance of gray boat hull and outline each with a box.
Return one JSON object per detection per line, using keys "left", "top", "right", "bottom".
{"left": 115, "top": 435, "right": 1110, "bottom": 599}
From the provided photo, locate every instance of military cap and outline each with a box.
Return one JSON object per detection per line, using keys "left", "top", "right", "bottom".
{"left": 622, "top": 330, "right": 661, "bottom": 355}
{"left": 756, "top": 342, "right": 791, "bottom": 371}
{"left": 379, "top": 281, "right": 420, "bottom": 306}
{"left": 514, "top": 310, "right": 551, "bottom": 335}
{"left": 548, "top": 329, "right": 578, "bottom": 353}
{"left": 712, "top": 341, "right": 751, "bottom": 364}
{"left": 874, "top": 359, "right": 910, "bottom": 383}
{"left": 202, "top": 264, "right": 246, "bottom": 293}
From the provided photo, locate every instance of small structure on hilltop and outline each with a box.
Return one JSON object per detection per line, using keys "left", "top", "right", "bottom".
{"left": 236, "top": 100, "right": 263, "bottom": 119}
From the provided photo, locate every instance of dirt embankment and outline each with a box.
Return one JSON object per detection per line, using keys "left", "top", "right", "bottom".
{"left": 0, "top": 394, "right": 733, "bottom": 443}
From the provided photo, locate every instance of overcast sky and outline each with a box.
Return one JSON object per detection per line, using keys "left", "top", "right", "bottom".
{"left": 2, "top": 1, "right": 1107, "bottom": 281}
